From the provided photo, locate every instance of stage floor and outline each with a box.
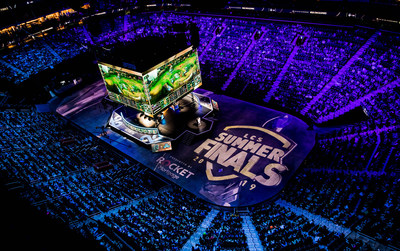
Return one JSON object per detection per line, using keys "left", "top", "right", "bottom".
{"left": 57, "top": 81, "right": 315, "bottom": 207}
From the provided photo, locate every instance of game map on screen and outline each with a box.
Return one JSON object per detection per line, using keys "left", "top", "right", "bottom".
{"left": 99, "top": 47, "right": 202, "bottom": 116}
{"left": 143, "top": 47, "right": 202, "bottom": 114}
{"left": 98, "top": 63, "right": 152, "bottom": 114}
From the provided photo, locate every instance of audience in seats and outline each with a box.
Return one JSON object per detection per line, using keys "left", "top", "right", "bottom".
{"left": 309, "top": 33, "right": 400, "bottom": 120}
{"left": 271, "top": 28, "right": 373, "bottom": 112}
{"left": 102, "top": 188, "right": 209, "bottom": 250}
{"left": 1, "top": 11, "right": 400, "bottom": 250}
{"left": 226, "top": 23, "right": 299, "bottom": 99}
{"left": 282, "top": 169, "right": 400, "bottom": 247}
{"left": 251, "top": 203, "right": 373, "bottom": 250}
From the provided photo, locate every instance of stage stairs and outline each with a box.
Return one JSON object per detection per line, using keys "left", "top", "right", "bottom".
{"left": 199, "top": 25, "right": 226, "bottom": 62}
{"left": 242, "top": 215, "right": 264, "bottom": 251}
{"left": 301, "top": 31, "right": 380, "bottom": 116}
{"left": 221, "top": 29, "right": 266, "bottom": 91}
{"left": 365, "top": 132, "right": 381, "bottom": 171}
{"left": 180, "top": 208, "right": 220, "bottom": 251}
{"left": 82, "top": 26, "right": 95, "bottom": 45}
{"left": 263, "top": 45, "right": 300, "bottom": 103}
{"left": 123, "top": 14, "right": 129, "bottom": 34}
{"left": 382, "top": 146, "right": 395, "bottom": 173}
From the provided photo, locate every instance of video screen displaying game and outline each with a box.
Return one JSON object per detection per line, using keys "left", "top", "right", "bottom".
{"left": 98, "top": 62, "right": 151, "bottom": 114}
{"left": 143, "top": 47, "right": 202, "bottom": 114}
{"left": 99, "top": 47, "right": 202, "bottom": 116}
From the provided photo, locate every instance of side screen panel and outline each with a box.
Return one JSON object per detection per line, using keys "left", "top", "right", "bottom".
{"left": 98, "top": 63, "right": 151, "bottom": 114}
{"left": 143, "top": 47, "right": 202, "bottom": 114}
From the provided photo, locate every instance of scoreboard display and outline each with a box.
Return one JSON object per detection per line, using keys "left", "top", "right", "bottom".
{"left": 99, "top": 47, "right": 202, "bottom": 116}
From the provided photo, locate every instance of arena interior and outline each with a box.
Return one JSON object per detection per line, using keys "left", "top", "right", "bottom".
{"left": 0, "top": 0, "right": 400, "bottom": 250}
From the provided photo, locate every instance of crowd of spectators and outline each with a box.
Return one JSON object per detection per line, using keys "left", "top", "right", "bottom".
{"left": 0, "top": 61, "right": 27, "bottom": 84}
{"left": 0, "top": 11, "right": 77, "bottom": 49}
{"left": 101, "top": 188, "right": 210, "bottom": 250}
{"left": 0, "top": 31, "right": 87, "bottom": 83}
{"left": 226, "top": 23, "right": 298, "bottom": 99}
{"left": 251, "top": 203, "right": 373, "bottom": 250}
{"left": 198, "top": 211, "right": 224, "bottom": 250}
{"left": 282, "top": 169, "right": 400, "bottom": 247}
{"left": 201, "top": 20, "right": 257, "bottom": 90}
{"left": 0, "top": 110, "right": 167, "bottom": 249}
{"left": 271, "top": 28, "right": 373, "bottom": 112}
{"left": 1, "top": 42, "right": 58, "bottom": 83}
{"left": 77, "top": 220, "right": 125, "bottom": 250}
{"left": 3, "top": 12, "right": 398, "bottom": 124}
{"left": 1, "top": 10, "right": 400, "bottom": 251}
{"left": 216, "top": 213, "right": 248, "bottom": 250}
{"left": 92, "top": 12, "right": 400, "bottom": 126}
{"left": 197, "top": 212, "right": 248, "bottom": 251}
{"left": 309, "top": 32, "right": 400, "bottom": 120}
{"left": 361, "top": 87, "right": 400, "bottom": 128}
{"left": 150, "top": 13, "right": 222, "bottom": 54}
{"left": 309, "top": 133, "right": 377, "bottom": 172}
{"left": 1, "top": 106, "right": 399, "bottom": 249}
{"left": 311, "top": 84, "right": 400, "bottom": 175}
{"left": 313, "top": 85, "right": 400, "bottom": 137}
{"left": 45, "top": 31, "right": 87, "bottom": 59}
{"left": 29, "top": 170, "right": 134, "bottom": 219}
{"left": 367, "top": 128, "right": 400, "bottom": 174}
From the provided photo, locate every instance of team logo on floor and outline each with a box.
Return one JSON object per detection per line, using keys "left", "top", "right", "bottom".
{"left": 193, "top": 121, "right": 297, "bottom": 206}
{"left": 153, "top": 113, "right": 314, "bottom": 207}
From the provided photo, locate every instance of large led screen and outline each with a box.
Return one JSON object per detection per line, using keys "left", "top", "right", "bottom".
{"left": 99, "top": 46, "right": 202, "bottom": 116}
{"left": 143, "top": 47, "right": 202, "bottom": 114}
{"left": 98, "top": 62, "right": 152, "bottom": 114}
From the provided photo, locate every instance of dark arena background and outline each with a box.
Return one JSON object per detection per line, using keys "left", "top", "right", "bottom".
{"left": 1, "top": 1, "right": 400, "bottom": 251}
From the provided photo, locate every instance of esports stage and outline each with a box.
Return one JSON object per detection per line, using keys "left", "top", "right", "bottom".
{"left": 56, "top": 36, "right": 315, "bottom": 208}
{"left": 57, "top": 82, "right": 315, "bottom": 208}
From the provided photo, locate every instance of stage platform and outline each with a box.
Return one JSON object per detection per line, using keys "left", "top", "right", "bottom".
{"left": 56, "top": 81, "right": 315, "bottom": 207}
{"left": 107, "top": 92, "right": 215, "bottom": 146}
